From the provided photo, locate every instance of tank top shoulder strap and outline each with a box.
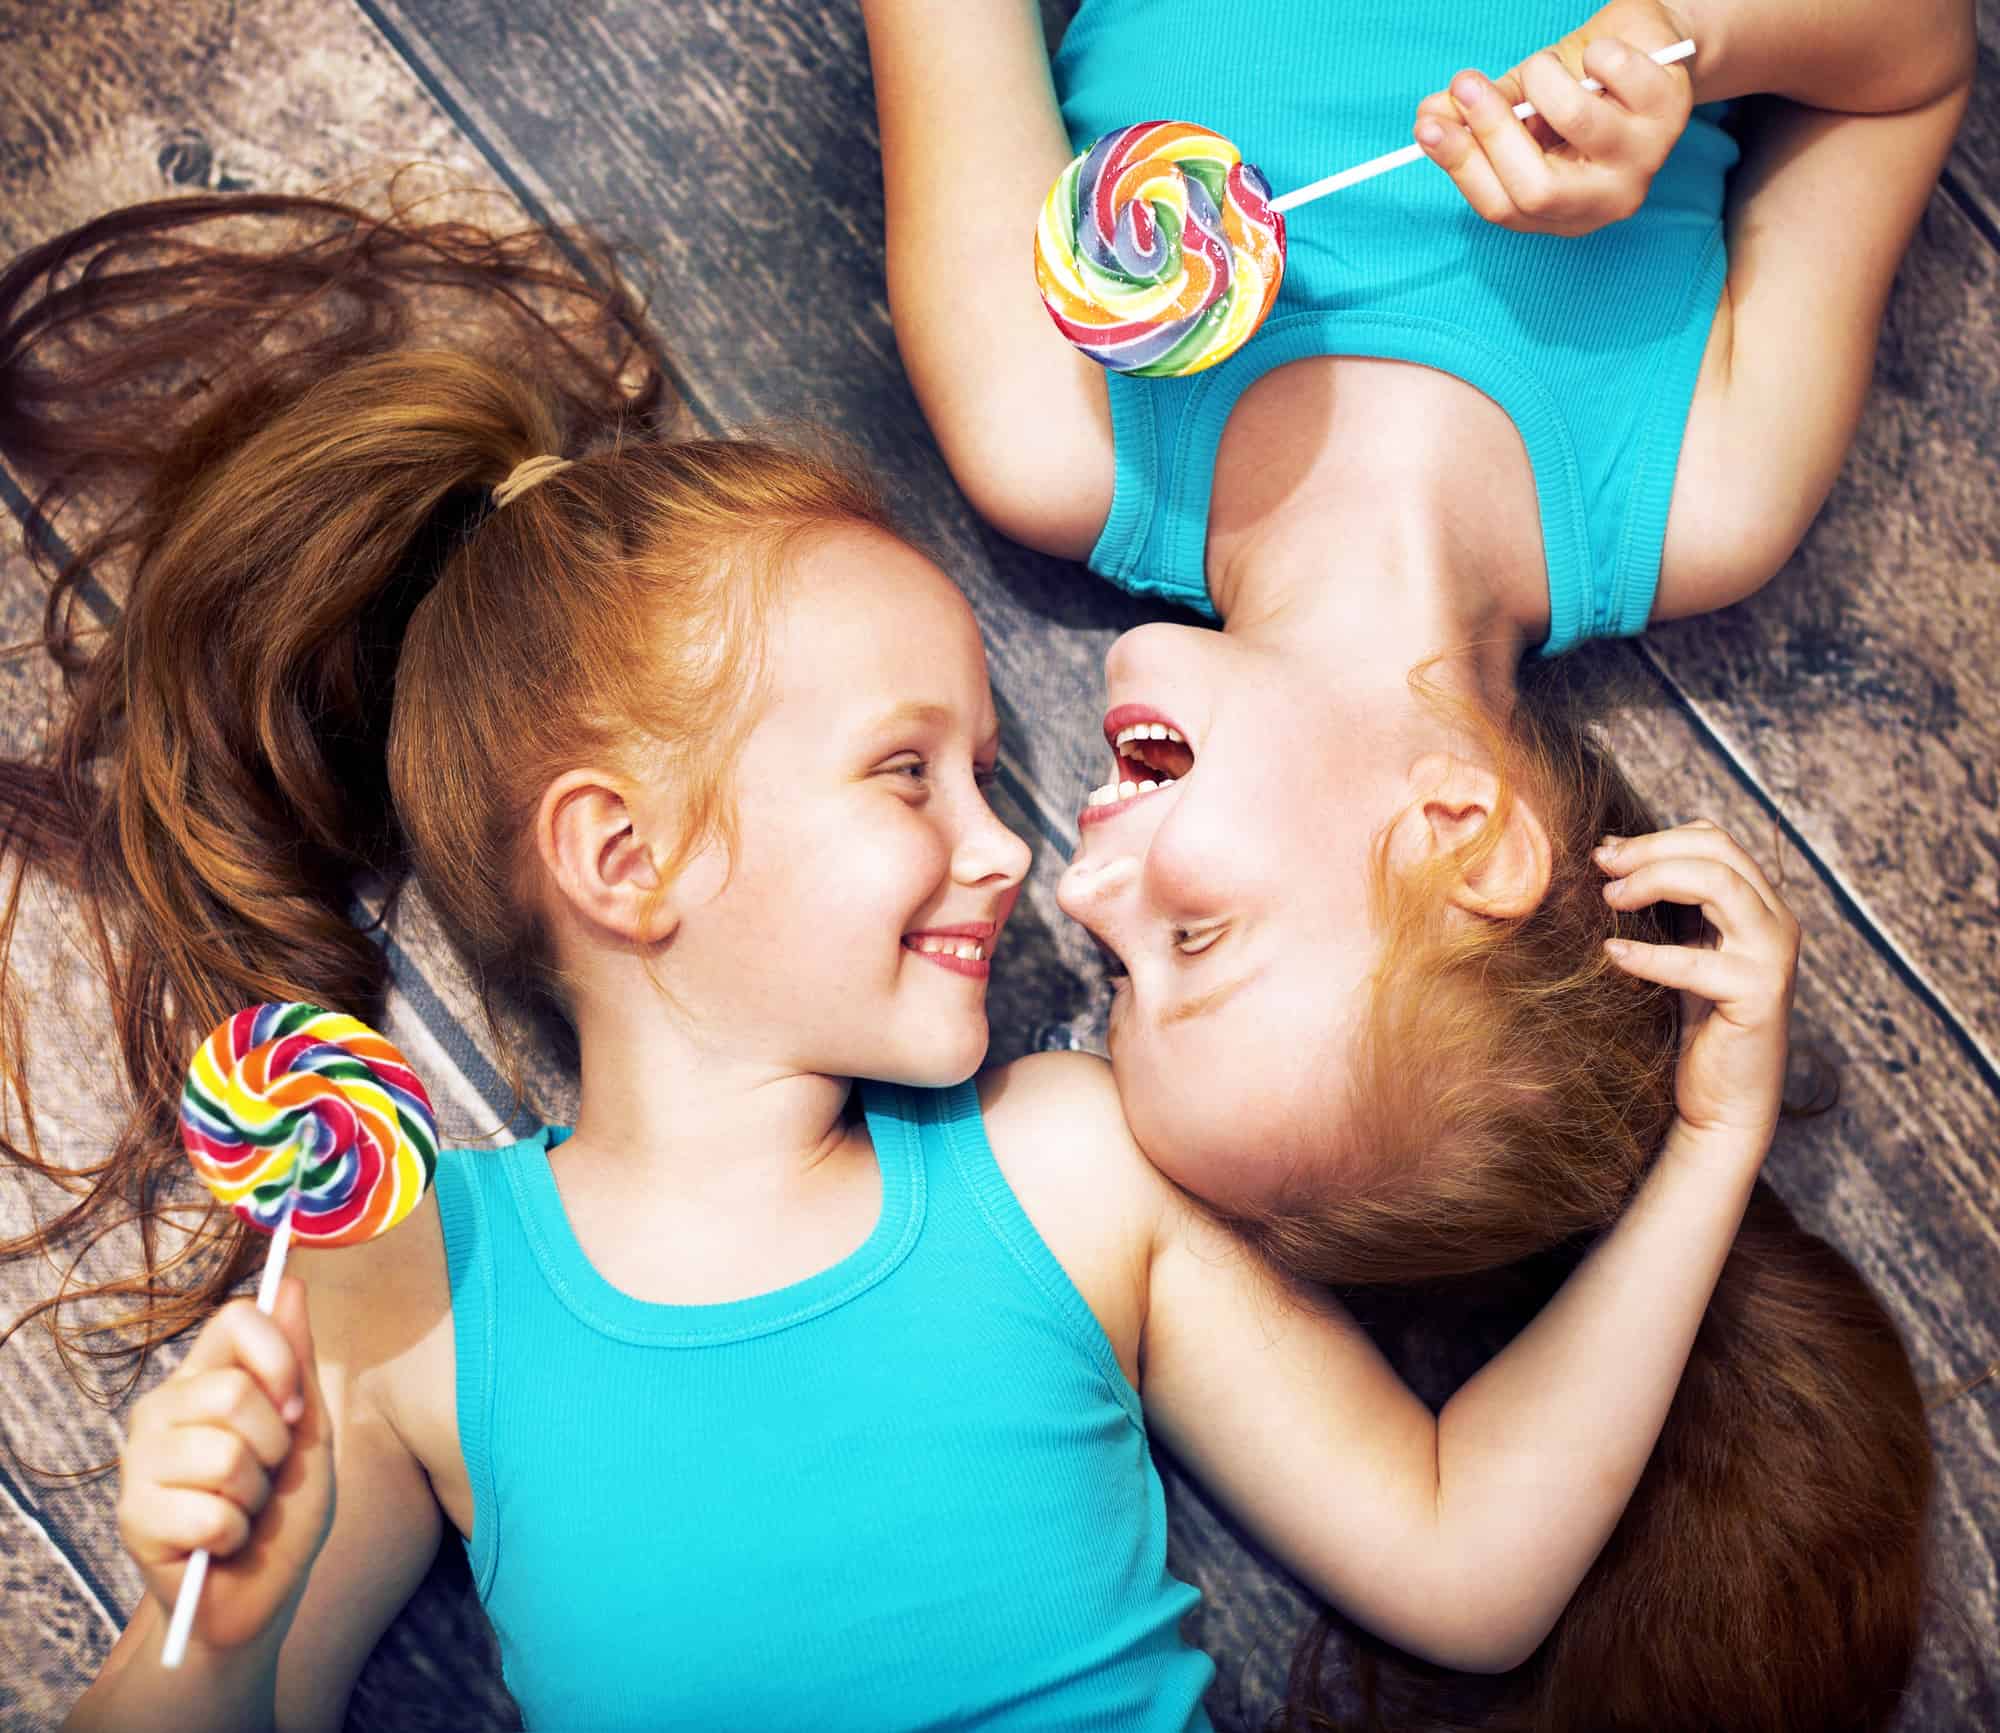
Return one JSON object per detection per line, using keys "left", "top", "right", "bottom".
{"left": 862, "top": 1079, "right": 1141, "bottom": 1428}
{"left": 431, "top": 1135, "right": 544, "bottom": 1593}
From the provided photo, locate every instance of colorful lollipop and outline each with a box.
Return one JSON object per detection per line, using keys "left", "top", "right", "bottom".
{"left": 161, "top": 1001, "right": 438, "bottom": 1669}
{"left": 1034, "top": 121, "right": 1285, "bottom": 378}
{"left": 1035, "top": 39, "right": 1697, "bottom": 376}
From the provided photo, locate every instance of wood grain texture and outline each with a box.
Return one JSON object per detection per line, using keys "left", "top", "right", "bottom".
{"left": 0, "top": 2, "right": 529, "bottom": 1726}
{"left": 1642, "top": 185, "right": 2000, "bottom": 1069}
{"left": 1951, "top": 1, "right": 2000, "bottom": 243}
{"left": 0, "top": 0, "right": 1993, "bottom": 1728}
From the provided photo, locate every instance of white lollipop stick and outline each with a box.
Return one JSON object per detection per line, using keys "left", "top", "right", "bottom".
{"left": 1268, "top": 38, "right": 1696, "bottom": 214}
{"left": 159, "top": 1204, "right": 296, "bottom": 1671}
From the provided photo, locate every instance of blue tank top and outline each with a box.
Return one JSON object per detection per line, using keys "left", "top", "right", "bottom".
{"left": 1053, "top": 0, "right": 1740, "bottom": 654}
{"left": 431, "top": 1078, "right": 1215, "bottom": 1730}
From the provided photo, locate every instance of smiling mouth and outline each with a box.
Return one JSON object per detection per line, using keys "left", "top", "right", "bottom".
{"left": 1083, "top": 709, "right": 1195, "bottom": 818}
{"left": 903, "top": 925, "right": 995, "bottom": 978}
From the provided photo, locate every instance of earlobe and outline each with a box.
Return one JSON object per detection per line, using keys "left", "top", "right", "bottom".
{"left": 538, "top": 770, "right": 678, "bottom": 945}
{"left": 1404, "top": 752, "right": 1552, "bottom": 920}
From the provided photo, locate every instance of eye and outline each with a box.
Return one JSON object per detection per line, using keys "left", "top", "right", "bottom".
{"left": 1174, "top": 923, "right": 1223, "bottom": 957}
{"left": 878, "top": 755, "right": 929, "bottom": 784}
{"left": 974, "top": 763, "right": 1000, "bottom": 792}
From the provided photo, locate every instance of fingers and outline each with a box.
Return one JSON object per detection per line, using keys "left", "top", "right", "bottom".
{"left": 149, "top": 1423, "right": 273, "bottom": 1519}
{"left": 1581, "top": 35, "right": 1687, "bottom": 129}
{"left": 120, "top": 1485, "right": 252, "bottom": 1567}
{"left": 1518, "top": 51, "right": 1618, "bottom": 162}
{"left": 159, "top": 1366, "right": 294, "bottom": 1471}
{"left": 1595, "top": 820, "right": 1802, "bottom": 1012}
{"left": 1596, "top": 819, "right": 1790, "bottom": 922}
{"left": 1413, "top": 36, "right": 1692, "bottom": 235}
{"left": 117, "top": 1289, "right": 315, "bottom": 1581}
{"left": 1601, "top": 936, "right": 1771, "bottom": 1008}
{"left": 1433, "top": 69, "right": 1560, "bottom": 225}
{"left": 267, "top": 1277, "right": 321, "bottom": 1431}
{"left": 175, "top": 1296, "right": 306, "bottom": 1426}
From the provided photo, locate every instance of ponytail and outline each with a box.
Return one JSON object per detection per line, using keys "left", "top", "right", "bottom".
{"left": 0, "top": 191, "right": 666, "bottom": 1371}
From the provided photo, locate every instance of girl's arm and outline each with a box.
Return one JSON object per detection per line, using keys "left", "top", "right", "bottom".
{"left": 862, "top": 0, "right": 1113, "bottom": 559}
{"left": 1137, "top": 820, "right": 1801, "bottom": 1671}
{"left": 1413, "top": 0, "right": 1976, "bottom": 611}
{"left": 1657, "top": 76, "right": 1971, "bottom": 615}
{"left": 64, "top": 1223, "right": 446, "bottom": 1732}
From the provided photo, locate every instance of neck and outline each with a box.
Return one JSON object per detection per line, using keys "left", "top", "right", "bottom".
{"left": 564, "top": 975, "right": 857, "bottom": 1200}
{"left": 1204, "top": 354, "right": 1551, "bottom": 711}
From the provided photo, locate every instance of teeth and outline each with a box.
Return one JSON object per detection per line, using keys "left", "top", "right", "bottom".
{"left": 1086, "top": 775, "right": 1174, "bottom": 809}
{"left": 913, "top": 937, "right": 985, "bottom": 960}
{"left": 1113, "top": 723, "right": 1185, "bottom": 749}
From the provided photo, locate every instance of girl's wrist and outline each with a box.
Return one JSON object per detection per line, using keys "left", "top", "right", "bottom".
{"left": 1657, "top": 1112, "right": 1776, "bottom": 1182}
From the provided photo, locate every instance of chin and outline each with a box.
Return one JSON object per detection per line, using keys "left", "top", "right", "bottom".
{"left": 880, "top": 1023, "right": 991, "bottom": 1090}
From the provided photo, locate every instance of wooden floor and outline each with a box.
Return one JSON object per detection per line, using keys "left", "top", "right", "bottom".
{"left": 0, "top": 2, "right": 1995, "bottom": 1728}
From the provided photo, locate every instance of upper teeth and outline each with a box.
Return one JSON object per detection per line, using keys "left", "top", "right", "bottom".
{"left": 1114, "top": 723, "right": 1184, "bottom": 748}
{"left": 914, "top": 938, "right": 985, "bottom": 959}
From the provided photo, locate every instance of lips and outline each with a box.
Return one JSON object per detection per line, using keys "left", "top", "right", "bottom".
{"left": 902, "top": 912, "right": 1006, "bottom": 979}
{"left": 1081, "top": 704, "right": 1194, "bottom": 827}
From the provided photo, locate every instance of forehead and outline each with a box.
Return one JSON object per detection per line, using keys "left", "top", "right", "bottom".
{"left": 762, "top": 527, "right": 992, "bottom": 714}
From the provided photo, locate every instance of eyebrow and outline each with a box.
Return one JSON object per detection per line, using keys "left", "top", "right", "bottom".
{"left": 1159, "top": 967, "right": 1262, "bottom": 1026}
{"left": 867, "top": 701, "right": 955, "bottom": 733}
{"left": 865, "top": 700, "right": 1001, "bottom": 753}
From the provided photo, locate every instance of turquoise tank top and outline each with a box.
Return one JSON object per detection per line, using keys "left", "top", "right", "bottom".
{"left": 432, "top": 1078, "right": 1215, "bottom": 1730}
{"left": 1053, "top": 0, "right": 1740, "bottom": 654}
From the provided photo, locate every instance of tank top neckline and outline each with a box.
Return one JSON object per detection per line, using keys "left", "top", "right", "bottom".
{"left": 498, "top": 1080, "right": 926, "bottom": 1348}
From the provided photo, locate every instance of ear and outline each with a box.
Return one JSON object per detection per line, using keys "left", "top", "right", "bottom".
{"left": 1399, "top": 751, "right": 1551, "bottom": 919}
{"left": 536, "top": 768, "right": 678, "bottom": 946}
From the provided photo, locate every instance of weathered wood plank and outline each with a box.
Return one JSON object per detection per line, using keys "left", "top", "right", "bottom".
{"left": 1643, "top": 183, "right": 2000, "bottom": 1074}
{"left": 0, "top": 3, "right": 533, "bottom": 1726}
{"left": 1946, "top": 1, "right": 2000, "bottom": 243}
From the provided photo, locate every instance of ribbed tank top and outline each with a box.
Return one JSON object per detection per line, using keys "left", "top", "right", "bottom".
{"left": 1053, "top": 0, "right": 1741, "bottom": 655}
{"left": 431, "top": 1078, "right": 1215, "bottom": 1730}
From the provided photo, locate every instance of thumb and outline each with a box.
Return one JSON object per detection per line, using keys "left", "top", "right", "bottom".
{"left": 266, "top": 1275, "right": 326, "bottom": 1432}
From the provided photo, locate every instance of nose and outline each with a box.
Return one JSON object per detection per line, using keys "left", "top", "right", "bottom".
{"left": 954, "top": 797, "right": 1031, "bottom": 891}
{"left": 1055, "top": 849, "right": 1141, "bottom": 949}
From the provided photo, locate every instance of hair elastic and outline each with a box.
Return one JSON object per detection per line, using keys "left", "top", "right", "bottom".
{"left": 493, "top": 453, "right": 573, "bottom": 508}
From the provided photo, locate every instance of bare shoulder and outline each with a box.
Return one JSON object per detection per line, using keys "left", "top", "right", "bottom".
{"left": 978, "top": 1051, "right": 1167, "bottom": 1211}
{"left": 286, "top": 1191, "right": 454, "bottom": 1454}
{"left": 975, "top": 1051, "right": 1167, "bottom": 1378}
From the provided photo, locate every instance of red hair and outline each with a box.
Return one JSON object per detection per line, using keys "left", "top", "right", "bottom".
{"left": 0, "top": 191, "right": 886, "bottom": 1384}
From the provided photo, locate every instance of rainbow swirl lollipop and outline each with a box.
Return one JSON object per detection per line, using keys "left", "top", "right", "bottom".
{"left": 1035, "top": 120, "right": 1285, "bottom": 378}
{"left": 180, "top": 1001, "right": 437, "bottom": 1248}
{"left": 164, "top": 1001, "right": 437, "bottom": 1671}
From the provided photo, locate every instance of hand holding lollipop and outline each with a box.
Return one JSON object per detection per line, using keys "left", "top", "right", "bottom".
{"left": 1036, "top": 38, "right": 1695, "bottom": 375}
{"left": 145, "top": 1002, "right": 437, "bottom": 1669}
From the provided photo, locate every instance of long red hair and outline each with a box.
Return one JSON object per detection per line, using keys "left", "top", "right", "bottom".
{"left": 0, "top": 191, "right": 887, "bottom": 1387}
{"left": 1243, "top": 668, "right": 1932, "bottom": 1731}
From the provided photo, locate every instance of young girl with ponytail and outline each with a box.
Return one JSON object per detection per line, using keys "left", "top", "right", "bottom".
{"left": 866, "top": 0, "right": 1954, "bottom": 1726}
{"left": 4, "top": 194, "right": 1797, "bottom": 1732}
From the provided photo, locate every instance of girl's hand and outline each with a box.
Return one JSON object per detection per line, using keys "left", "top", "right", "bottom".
{"left": 1596, "top": 819, "right": 1802, "bottom": 1145}
{"left": 116, "top": 1276, "right": 334, "bottom": 1655}
{"left": 1414, "top": 0, "right": 1696, "bottom": 237}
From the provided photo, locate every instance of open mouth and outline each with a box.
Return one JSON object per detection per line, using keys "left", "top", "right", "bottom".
{"left": 1083, "top": 707, "right": 1195, "bottom": 817}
